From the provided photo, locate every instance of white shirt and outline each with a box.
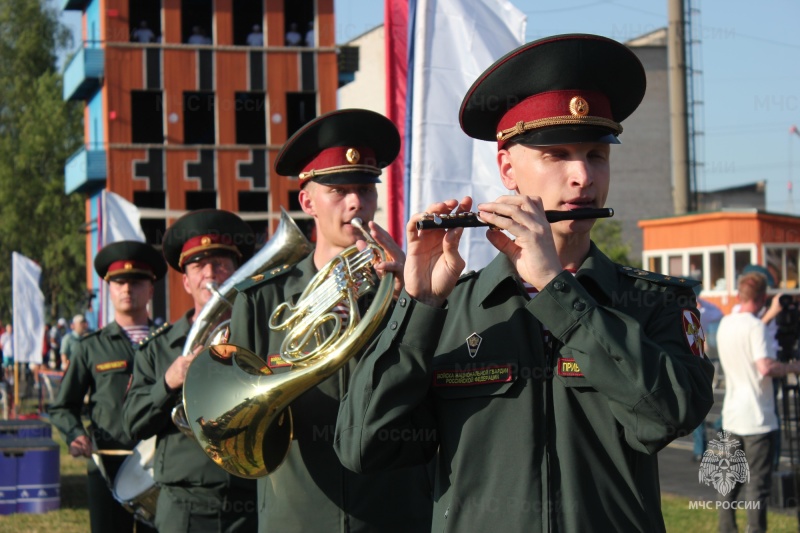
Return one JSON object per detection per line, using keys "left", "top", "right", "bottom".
{"left": 717, "top": 311, "right": 778, "bottom": 435}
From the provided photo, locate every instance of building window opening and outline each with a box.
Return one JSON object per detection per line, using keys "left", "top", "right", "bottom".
{"left": 129, "top": 0, "right": 161, "bottom": 43}
{"left": 286, "top": 92, "right": 316, "bottom": 138}
{"left": 185, "top": 191, "right": 217, "bottom": 210}
{"left": 284, "top": 0, "right": 314, "bottom": 47}
{"left": 182, "top": 0, "right": 213, "bottom": 44}
{"left": 235, "top": 92, "right": 266, "bottom": 144}
{"left": 733, "top": 249, "right": 753, "bottom": 285}
{"left": 140, "top": 218, "right": 166, "bottom": 246}
{"left": 131, "top": 91, "right": 165, "bottom": 144}
{"left": 709, "top": 251, "right": 726, "bottom": 292}
{"left": 234, "top": 0, "right": 263, "bottom": 46}
{"left": 133, "top": 191, "right": 166, "bottom": 210}
{"left": 184, "top": 92, "right": 216, "bottom": 144}
{"left": 238, "top": 191, "right": 269, "bottom": 212}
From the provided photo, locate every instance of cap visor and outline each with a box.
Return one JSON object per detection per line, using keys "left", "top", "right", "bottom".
{"left": 512, "top": 125, "right": 620, "bottom": 147}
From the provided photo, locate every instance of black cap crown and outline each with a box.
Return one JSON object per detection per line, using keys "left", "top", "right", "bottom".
{"left": 460, "top": 34, "right": 646, "bottom": 148}
{"left": 275, "top": 109, "right": 400, "bottom": 187}
{"left": 94, "top": 241, "right": 167, "bottom": 282}
{"left": 162, "top": 209, "right": 255, "bottom": 272}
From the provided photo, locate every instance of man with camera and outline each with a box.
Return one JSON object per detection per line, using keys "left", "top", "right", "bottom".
{"left": 717, "top": 272, "right": 800, "bottom": 532}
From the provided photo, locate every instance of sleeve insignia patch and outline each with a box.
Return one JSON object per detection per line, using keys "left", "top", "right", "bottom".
{"left": 682, "top": 308, "right": 706, "bottom": 357}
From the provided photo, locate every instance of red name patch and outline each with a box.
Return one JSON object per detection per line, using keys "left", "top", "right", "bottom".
{"left": 557, "top": 357, "right": 583, "bottom": 377}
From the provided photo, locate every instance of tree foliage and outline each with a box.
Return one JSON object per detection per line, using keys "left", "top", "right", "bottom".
{"left": 0, "top": 0, "right": 85, "bottom": 322}
{"left": 591, "top": 218, "right": 637, "bottom": 267}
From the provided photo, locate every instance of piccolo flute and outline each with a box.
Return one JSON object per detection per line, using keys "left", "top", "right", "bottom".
{"left": 416, "top": 208, "right": 614, "bottom": 230}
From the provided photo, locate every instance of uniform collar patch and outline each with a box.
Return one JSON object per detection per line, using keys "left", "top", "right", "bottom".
{"left": 557, "top": 357, "right": 583, "bottom": 377}
{"left": 682, "top": 309, "right": 706, "bottom": 357}
{"left": 434, "top": 364, "right": 513, "bottom": 387}
{"left": 96, "top": 360, "right": 128, "bottom": 373}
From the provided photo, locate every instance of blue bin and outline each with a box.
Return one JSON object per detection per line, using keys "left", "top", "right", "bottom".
{"left": 0, "top": 438, "right": 60, "bottom": 514}
{"left": 0, "top": 420, "right": 52, "bottom": 439}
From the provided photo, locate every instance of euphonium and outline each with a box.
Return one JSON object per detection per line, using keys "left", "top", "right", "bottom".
{"left": 171, "top": 208, "right": 313, "bottom": 437}
{"left": 182, "top": 218, "right": 394, "bottom": 478}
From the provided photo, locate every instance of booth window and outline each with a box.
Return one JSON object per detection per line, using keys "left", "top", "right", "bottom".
{"left": 709, "top": 251, "right": 726, "bottom": 292}
{"left": 733, "top": 249, "right": 753, "bottom": 284}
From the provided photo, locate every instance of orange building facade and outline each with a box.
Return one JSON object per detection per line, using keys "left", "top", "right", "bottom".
{"left": 62, "top": 0, "right": 334, "bottom": 324}
{"left": 639, "top": 210, "right": 800, "bottom": 313}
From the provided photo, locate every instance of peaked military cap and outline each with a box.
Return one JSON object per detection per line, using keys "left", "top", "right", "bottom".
{"left": 94, "top": 241, "right": 167, "bottom": 282}
{"left": 162, "top": 209, "right": 255, "bottom": 272}
{"left": 460, "top": 34, "right": 646, "bottom": 148}
{"left": 275, "top": 108, "right": 400, "bottom": 187}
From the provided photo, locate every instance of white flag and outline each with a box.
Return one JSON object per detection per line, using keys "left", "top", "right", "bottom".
{"left": 12, "top": 252, "right": 44, "bottom": 365}
{"left": 99, "top": 190, "right": 145, "bottom": 327}
{"left": 408, "top": 0, "right": 525, "bottom": 270}
{"left": 103, "top": 190, "right": 145, "bottom": 243}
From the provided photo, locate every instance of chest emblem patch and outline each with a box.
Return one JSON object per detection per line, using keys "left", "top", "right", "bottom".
{"left": 557, "top": 357, "right": 583, "bottom": 377}
{"left": 267, "top": 354, "right": 292, "bottom": 369}
{"left": 96, "top": 360, "right": 127, "bottom": 373}
{"left": 434, "top": 364, "right": 513, "bottom": 387}
{"left": 682, "top": 309, "right": 706, "bottom": 358}
{"left": 466, "top": 332, "right": 482, "bottom": 358}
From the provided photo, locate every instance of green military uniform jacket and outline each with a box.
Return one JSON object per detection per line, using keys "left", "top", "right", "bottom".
{"left": 335, "top": 243, "right": 715, "bottom": 533}
{"left": 50, "top": 320, "right": 153, "bottom": 452}
{"left": 123, "top": 311, "right": 256, "bottom": 522}
{"left": 229, "top": 252, "right": 433, "bottom": 533}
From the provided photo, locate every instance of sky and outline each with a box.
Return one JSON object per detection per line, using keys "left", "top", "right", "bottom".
{"left": 58, "top": 0, "right": 800, "bottom": 213}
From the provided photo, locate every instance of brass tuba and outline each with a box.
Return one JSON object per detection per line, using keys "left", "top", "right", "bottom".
{"left": 171, "top": 208, "right": 313, "bottom": 436}
{"left": 182, "top": 218, "right": 394, "bottom": 478}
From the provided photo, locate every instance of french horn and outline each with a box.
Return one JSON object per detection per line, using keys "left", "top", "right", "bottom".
{"left": 182, "top": 217, "right": 394, "bottom": 478}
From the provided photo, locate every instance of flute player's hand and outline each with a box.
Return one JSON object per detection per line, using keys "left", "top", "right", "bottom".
{"left": 404, "top": 197, "right": 471, "bottom": 307}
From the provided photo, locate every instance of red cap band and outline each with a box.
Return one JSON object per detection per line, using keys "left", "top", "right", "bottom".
{"left": 496, "top": 89, "right": 619, "bottom": 148}
{"left": 179, "top": 234, "right": 240, "bottom": 268}
{"left": 105, "top": 260, "right": 155, "bottom": 280}
{"left": 299, "top": 146, "right": 379, "bottom": 182}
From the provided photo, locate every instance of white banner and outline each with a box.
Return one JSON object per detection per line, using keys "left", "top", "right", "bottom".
{"left": 408, "top": 0, "right": 525, "bottom": 270}
{"left": 11, "top": 252, "right": 44, "bottom": 364}
{"left": 100, "top": 191, "right": 145, "bottom": 327}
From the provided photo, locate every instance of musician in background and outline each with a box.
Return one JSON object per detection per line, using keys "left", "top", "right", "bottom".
{"left": 123, "top": 210, "right": 257, "bottom": 532}
{"left": 50, "top": 241, "right": 165, "bottom": 533}
{"left": 334, "top": 35, "right": 715, "bottom": 532}
{"left": 228, "top": 109, "right": 433, "bottom": 532}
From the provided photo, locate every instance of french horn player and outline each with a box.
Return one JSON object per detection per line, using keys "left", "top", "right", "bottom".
{"left": 123, "top": 209, "right": 258, "bottom": 532}
{"left": 224, "top": 110, "right": 433, "bottom": 532}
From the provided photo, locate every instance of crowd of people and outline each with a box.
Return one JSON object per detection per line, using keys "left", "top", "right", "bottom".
{"left": 4, "top": 30, "right": 795, "bottom": 533}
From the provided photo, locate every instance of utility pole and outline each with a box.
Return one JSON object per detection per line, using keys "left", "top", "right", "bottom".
{"left": 668, "top": 0, "right": 690, "bottom": 214}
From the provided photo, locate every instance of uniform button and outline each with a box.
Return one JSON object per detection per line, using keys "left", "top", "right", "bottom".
{"left": 573, "top": 301, "right": 586, "bottom": 312}
{"left": 389, "top": 322, "right": 398, "bottom": 330}
{"left": 553, "top": 280, "right": 565, "bottom": 291}
{"left": 399, "top": 297, "right": 407, "bottom": 307}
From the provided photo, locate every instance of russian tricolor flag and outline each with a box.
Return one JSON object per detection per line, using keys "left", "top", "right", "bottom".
{"left": 385, "top": 0, "right": 526, "bottom": 270}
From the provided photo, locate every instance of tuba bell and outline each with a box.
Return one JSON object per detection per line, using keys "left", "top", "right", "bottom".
{"left": 171, "top": 208, "right": 313, "bottom": 436}
{"left": 182, "top": 218, "right": 394, "bottom": 478}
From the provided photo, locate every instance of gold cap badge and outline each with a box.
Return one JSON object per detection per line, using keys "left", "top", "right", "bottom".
{"left": 346, "top": 148, "right": 360, "bottom": 164}
{"left": 201, "top": 236, "right": 211, "bottom": 246}
{"left": 569, "top": 96, "right": 589, "bottom": 117}
{"left": 124, "top": 262, "right": 133, "bottom": 270}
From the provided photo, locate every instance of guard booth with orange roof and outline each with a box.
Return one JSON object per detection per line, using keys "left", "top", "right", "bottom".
{"left": 638, "top": 209, "right": 800, "bottom": 314}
